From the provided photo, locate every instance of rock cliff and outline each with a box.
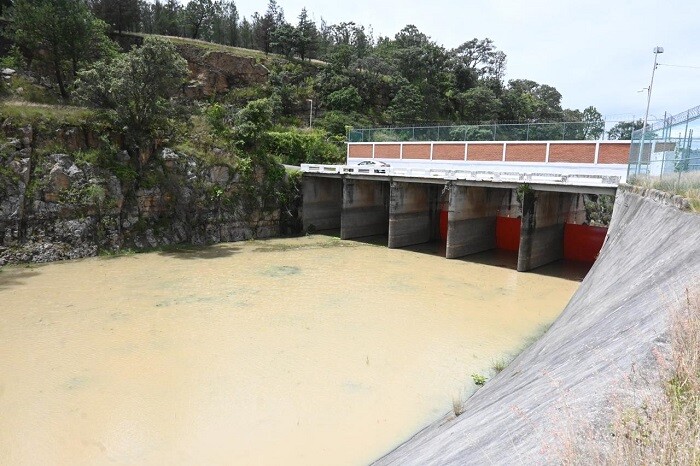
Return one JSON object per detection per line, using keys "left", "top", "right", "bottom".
{"left": 175, "top": 44, "right": 269, "bottom": 99}
{"left": 0, "top": 124, "right": 286, "bottom": 265}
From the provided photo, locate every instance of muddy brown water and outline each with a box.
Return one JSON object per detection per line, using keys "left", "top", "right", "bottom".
{"left": 0, "top": 235, "right": 587, "bottom": 465}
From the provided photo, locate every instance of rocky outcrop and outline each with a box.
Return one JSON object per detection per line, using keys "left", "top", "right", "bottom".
{"left": 0, "top": 127, "right": 285, "bottom": 265}
{"left": 375, "top": 185, "right": 700, "bottom": 464}
{"left": 176, "top": 44, "right": 269, "bottom": 99}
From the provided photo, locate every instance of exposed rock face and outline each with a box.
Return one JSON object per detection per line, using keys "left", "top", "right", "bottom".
{"left": 175, "top": 45, "right": 269, "bottom": 98}
{"left": 374, "top": 185, "right": 700, "bottom": 464}
{"left": 0, "top": 127, "right": 283, "bottom": 265}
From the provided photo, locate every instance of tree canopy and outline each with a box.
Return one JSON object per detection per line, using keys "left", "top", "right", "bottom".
{"left": 75, "top": 37, "right": 188, "bottom": 164}
{"left": 9, "top": 0, "right": 115, "bottom": 99}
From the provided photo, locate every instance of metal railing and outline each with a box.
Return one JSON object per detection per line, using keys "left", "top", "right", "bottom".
{"left": 348, "top": 121, "right": 606, "bottom": 143}
{"left": 628, "top": 154, "right": 700, "bottom": 182}
{"left": 300, "top": 164, "right": 622, "bottom": 188}
{"left": 631, "top": 103, "right": 700, "bottom": 139}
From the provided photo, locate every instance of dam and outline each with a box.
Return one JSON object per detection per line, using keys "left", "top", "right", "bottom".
{"left": 301, "top": 139, "right": 627, "bottom": 271}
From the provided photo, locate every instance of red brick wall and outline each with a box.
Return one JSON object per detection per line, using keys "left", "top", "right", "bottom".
{"left": 467, "top": 144, "right": 502, "bottom": 161}
{"left": 549, "top": 143, "right": 596, "bottom": 163}
{"left": 348, "top": 143, "right": 373, "bottom": 159}
{"left": 402, "top": 144, "right": 431, "bottom": 159}
{"left": 598, "top": 143, "right": 631, "bottom": 164}
{"left": 374, "top": 144, "right": 401, "bottom": 159}
{"left": 433, "top": 144, "right": 466, "bottom": 161}
{"left": 505, "top": 143, "right": 547, "bottom": 162}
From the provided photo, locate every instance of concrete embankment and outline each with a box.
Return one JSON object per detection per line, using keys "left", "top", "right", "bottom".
{"left": 375, "top": 184, "right": 700, "bottom": 465}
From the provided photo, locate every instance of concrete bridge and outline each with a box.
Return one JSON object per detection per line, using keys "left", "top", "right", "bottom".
{"left": 300, "top": 140, "right": 631, "bottom": 272}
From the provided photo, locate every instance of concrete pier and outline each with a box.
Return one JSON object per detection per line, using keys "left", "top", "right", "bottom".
{"left": 302, "top": 177, "right": 343, "bottom": 232}
{"left": 388, "top": 182, "right": 439, "bottom": 249}
{"left": 340, "top": 179, "right": 390, "bottom": 239}
{"left": 446, "top": 186, "right": 510, "bottom": 259}
{"left": 517, "top": 190, "right": 585, "bottom": 271}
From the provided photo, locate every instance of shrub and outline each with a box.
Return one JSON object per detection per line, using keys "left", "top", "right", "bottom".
{"left": 264, "top": 129, "right": 343, "bottom": 165}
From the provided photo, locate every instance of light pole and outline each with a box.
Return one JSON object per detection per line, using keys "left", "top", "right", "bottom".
{"left": 307, "top": 99, "right": 313, "bottom": 128}
{"left": 636, "top": 46, "right": 663, "bottom": 175}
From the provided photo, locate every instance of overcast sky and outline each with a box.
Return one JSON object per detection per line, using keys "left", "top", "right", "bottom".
{"left": 233, "top": 0, "right": 700, "bottom": 125}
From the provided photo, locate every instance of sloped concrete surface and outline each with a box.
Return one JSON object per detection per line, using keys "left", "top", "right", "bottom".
{"left": 374, "top": 185, "right": 700, "bottom": 465}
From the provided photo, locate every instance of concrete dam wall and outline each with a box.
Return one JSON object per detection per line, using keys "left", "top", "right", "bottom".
{"left": 375, "top": 184, "right": 700, "bottom": 465}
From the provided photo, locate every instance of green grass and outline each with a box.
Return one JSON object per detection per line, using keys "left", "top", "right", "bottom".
{"left": 0, "top": 100, "right": 95, "bottom": 127}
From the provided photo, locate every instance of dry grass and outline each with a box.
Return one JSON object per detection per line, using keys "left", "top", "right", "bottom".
{"left": 606, "top": 289, "right": 700, "bottom": 465}
{"left": 556, "top": 289, "right": 700, "bottom": 465}
{"left": 630, "top": 172, "right": 700, "bottom": 211}
{"left": 0, "top": 100, "right": 94, "bottom": 126}
{"left": 135, "top": 33, "right": 328, "bottom": 67}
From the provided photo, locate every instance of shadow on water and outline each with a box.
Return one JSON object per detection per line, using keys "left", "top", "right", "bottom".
{"left": 0, "top": 267, "right": 41, "bottom": 291}
{"left": 401, "top": 245, "right": 592, "bottom": 282}
{"left": 312, "top": 228, "right": 341, "bottom": 238}
{"left": 343, "top": 234, "right": 389, "bottom": 247}
{"left": 399, "top": 240, "right": 447, "bottom": 257}
{"left": 157, "top": 243, "right": 241, "bottom": 260}
{"left": 461, "top": 249, "right": 518, "bottom": 270}
{"left": 462, "top": 249, "right": 592, "bottom": 282}
{"left": 532, "top": 259, "right": 592, "bottom": 282}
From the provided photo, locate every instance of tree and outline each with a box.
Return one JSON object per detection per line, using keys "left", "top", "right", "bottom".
{"left": 75, "top": 37, "right": 188, "bottom": 166}
{"left": 10, "top": 0, "right": 115, "bottom": 99}
{"left": 253, "top": 0, "right": 283, "bottom": 55}
{"left": 0, "top": 0, "right": 12, "bottom": 17}
{"left": 239, "top": 17, "right": 254, "bottom": 48}
{"left": 582, "top": 106, "right": 604, "bottom": 140}
{"left": 294, "top": 8, "right": 318, "bottom": 61}
{"left": 222, "top": 1, "right": 239, "bottom": 45}
{"left": 450, "top": 38, "right": 506, "bottom": 92}
{"left": 153, "top": 0, "right": 183, "bottom": 36}
{"left": 89, "top": 0, "right": 140, "bottom": 34}
{"left": 231, "top": 98, "right": 274, "bottom": 149}
{"left": 326, "top": 86, "right": 362, "bottom": 112}
{"left": 499, "top": 79, "right": 564, "bottom": 122}
{"left": 184, "top": 0, "right": 215, "bottom": 39}
{"left": 387, "top": 82, "right": 425, "bottom": 124}
{"left": 451, "top": 87, "right": 501, "bottom": 122}
{"left": 608, "top": 119, "right": 644, "bottom": 140}
{"left": 271, "top": 22, "right": 296, "bottom": 58}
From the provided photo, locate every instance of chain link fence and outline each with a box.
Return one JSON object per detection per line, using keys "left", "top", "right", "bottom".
{"left": 628, "top": 104, "right": 700, "bottom": 185}
{"left": 348, "top": 121, "right": 603, "bottom": 143}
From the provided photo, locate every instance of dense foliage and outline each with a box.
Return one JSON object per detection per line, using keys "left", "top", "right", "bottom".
{"left": 79, "top": 0, "right": 608, "bottom": 129}
{"left": 74, "top": 37, "right": 189, "bottom": 166}
{"left": 2, "top": 0, "right": 640, "bottom": 172}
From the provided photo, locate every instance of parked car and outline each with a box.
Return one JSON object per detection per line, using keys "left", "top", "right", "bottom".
{"left": 357, "top": 160, "right": 390, "bottom": 167}
{"left": 355, "top": 160, "right": 390, "bottom": 174}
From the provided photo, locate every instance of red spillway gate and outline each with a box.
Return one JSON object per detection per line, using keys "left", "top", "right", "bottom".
{"left": 496, "top": 216, "right": 521, "bottom": 252}
{"left": 440, "top": 212, "right": 606, "bottom": 263}
{"left": 563, "top": 223, "right": 607, "bottom": 263}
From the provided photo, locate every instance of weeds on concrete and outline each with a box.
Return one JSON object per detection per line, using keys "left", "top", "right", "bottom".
{"left": 604, "top": 288, "right": 700, "bottom": 465}
{"left": 452, "top": 395, "right": 466, "bottom": 417}
{"left": 630, "top": 172, "right": 700, "bottom": 211}
{"left": 491, "top": 358, "right": 508, "bottom": 374}
{"left": 471, "top": 373, "right": 487, "bottom": 386}
{"left": 559, "top": 288, "right": 700, "bottom": 465}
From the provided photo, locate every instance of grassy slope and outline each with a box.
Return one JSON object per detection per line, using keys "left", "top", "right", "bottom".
{"left": 124, "top": 32, "right": 327, "bottom": 67}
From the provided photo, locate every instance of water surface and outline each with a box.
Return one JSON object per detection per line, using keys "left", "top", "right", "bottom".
{"left": 0, "top": 235, "right": 585, "bottom": 465}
